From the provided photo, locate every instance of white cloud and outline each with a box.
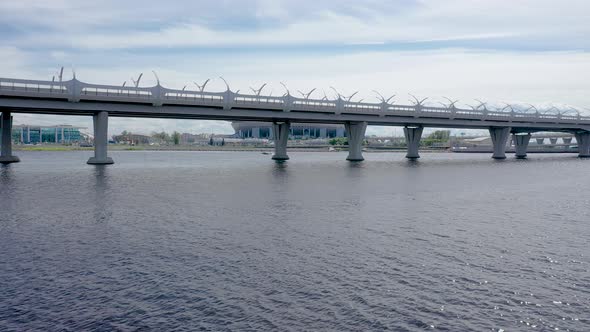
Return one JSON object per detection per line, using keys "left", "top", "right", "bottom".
{"left": 2, "top": 0, "right": 590, "bottom": 136}
{"left": 2, "top": 0, "right": 589, "bottom": 49}
{"left": 7, "top": 48, "right": 590, "bottom": 136}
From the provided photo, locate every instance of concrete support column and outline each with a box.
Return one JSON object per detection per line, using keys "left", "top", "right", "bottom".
{"left": 513, "top": 133, "right": 531, "bottom": 159}
{"left": 345, "top": 121, "right": 367, "bottom": 161}
{"left": 489, "top": 127, "right": 511, "bottom": 159}
{"left": 563, "top": 137, "right": 573, "bottom": 145}
{"left": 87, "top": 111, "right": 114, "bottom": 165}
{"left": 272, "top": 122, "right": 290, "bottom": 161}
{"left": 0, "top": 112, "right": 20, "bottom": 164}
{"left": 536, "top": 138, "right": 545, "bottom": 145}
{"left": 404, "top": 126, "right": 423, "bottom": 159}
{"left": 575, "top": 131, "right": 590, "bottom": 158}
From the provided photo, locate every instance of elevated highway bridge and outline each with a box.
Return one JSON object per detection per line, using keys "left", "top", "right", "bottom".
{"left": 1, "top": 76, "right": 589, "bottom": 164}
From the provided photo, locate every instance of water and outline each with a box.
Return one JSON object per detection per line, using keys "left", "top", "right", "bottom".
{"left": 1, "top": 151, "right": 589, "bottom": 331}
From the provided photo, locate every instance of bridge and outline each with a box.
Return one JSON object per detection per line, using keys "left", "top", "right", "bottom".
{"left": 1, "top": 75, "right": 589, "bottom": 164}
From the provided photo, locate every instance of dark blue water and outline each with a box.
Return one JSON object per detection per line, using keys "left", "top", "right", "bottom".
{"left": 1, "top": 151, "right": 589, "bottom": 331}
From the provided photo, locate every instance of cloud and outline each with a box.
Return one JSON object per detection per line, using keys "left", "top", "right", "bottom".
{"left": 2, "top": 0, "right": 589, "bottom": 50}
{"left": 7, "top": 48, "right": 590, "bottom": 136}
{"left": 2, "top": 0, "right": 590, "bottom": 136}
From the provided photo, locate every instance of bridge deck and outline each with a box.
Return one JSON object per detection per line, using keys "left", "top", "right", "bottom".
{"left": 1, "top": 77, "right": 589, "bottom": 133}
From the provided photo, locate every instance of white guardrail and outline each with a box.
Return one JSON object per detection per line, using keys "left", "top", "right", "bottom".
{"left": 0, "top": 77, "right": 589, "bottom": 125}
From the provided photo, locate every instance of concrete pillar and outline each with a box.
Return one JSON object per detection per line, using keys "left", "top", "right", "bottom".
{"left": 336, "top": 127, "right": 345, "bottom": 137}
{"left": 27, "top": 127, "right": 30, "bottom": 144}
{"left": 272, "top": 122, "right": 290, "bottom": 161}
{"left": 61, "top": 127, "right": 65, "bottom": 143}
{"left": 513, "top": 133, "right": 531, "bottom": 159}
{"left": 575, "top": 131, "right": 590, "bottom": 158}
{"left": 536, "top": 138, "right": 545, "bottom": 145}
{"left": 87, "top": 111, "right": 114, "bottom": 165}
{"left": 0, "top": 112, "right": 20, "bottom": 164}
{"left": 550, "top": 138, "right": 558, "bottom": 145}
{"left": 320, "top": 128, "right": 327, "bottom": 138}
{"left": 404, "top": 126, "right": 423, "bottom": 159}
{"left": 563, "top": 137, "right": 573, "bottom": 145}
{"left": 489, "top": 127, "right": 511, "bottom": 159}
{"left": 55, "top": 128, "right": 58, "bottom": 143}
{"left": 345, "top": 121, "right": 367, "bottom": 161}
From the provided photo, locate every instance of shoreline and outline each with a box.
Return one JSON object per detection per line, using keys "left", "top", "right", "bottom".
{"left": 13, "top": 145, "right": 578, "bottom": 154}
{"left": 13, "top": 145, "right": 450, "bottom": 153}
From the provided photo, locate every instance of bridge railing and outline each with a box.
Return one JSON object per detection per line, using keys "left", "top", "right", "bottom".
{"left": 162, "top": 89, "right": 224, "bottom": 103}
{"left": 0, "top": 78, "right": 69, "bottom": 95}
{"left": 1, "top": 76, "right": 590, "bottom": 124}
{"left": 80, "top": 86, "right": 152, "bottom": 98}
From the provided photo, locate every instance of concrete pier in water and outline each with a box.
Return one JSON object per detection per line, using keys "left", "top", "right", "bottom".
{"left": 404, "top": 126, "right": 423, "bottom": 159}
{"left": 345, "top": 121, "right": 367, "bottom": 161}
{"left": 575, "top": 132, "right": 590, "bottom": 158}
{"left": 514, "top": 133, "right": 532, "bottom": 159}
{"left": 0, "top": 112, "right": 20, "bottom": 164}
{"left": 272, "top": 122, "right": 290, "bottom": 161}
{"left": 489, "top": 127, "right": 511, "bottom": 159}
{"left": 87, "top": 111, "right": 114, "bottom": 165}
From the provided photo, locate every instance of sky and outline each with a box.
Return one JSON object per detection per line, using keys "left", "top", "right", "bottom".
{"left": 1, "top": 0, "right": 590, "bottom": 136}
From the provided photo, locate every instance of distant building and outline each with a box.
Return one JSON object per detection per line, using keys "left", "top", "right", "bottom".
{"left": 231, "top": 121, "right": 345, "bottom": 139}
{"left": 11, "top": 125, "right": 86, "bottom": 144}
{"left": 180, "top": 133, "right": 211, "bottom": 145}
{"left": 112, "top": 133, "right": 153, "bottom": 145}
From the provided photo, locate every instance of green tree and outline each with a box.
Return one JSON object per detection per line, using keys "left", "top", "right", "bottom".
{"left": 151, "top": 131, "right": 171, "bottom": 143}
{"left": 421, "top": 130, "right": 451, "bottom": 147}
{"left": 172, "top": 131, "right": 181, "bottom": 145}
{"left": 329, "top": 137, "right": 348, "bottom": 146}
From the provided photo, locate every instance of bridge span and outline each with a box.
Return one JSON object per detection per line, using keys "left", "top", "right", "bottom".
{"left": 1, "top": 76, "right": 590, "bottom": 164}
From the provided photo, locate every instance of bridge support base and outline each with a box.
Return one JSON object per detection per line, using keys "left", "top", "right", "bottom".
{"left": 87, "top": 111, "right": 114, "bottom": 165}
{"left": 272, "top": 122, "right": 290, "bottom": 161}
{"left": 489, "top": 127, "right": 510, "bottom": 159}
{"left": 345, "top": 121, "right": 367, "bottom": 161}
{"left": 513, "top": 133, "right": 531, "bottom": 159}
{"left": 404, "top": 126, "right": 423, "bottom": 159}
{"left": 575, "top": 131, "right": 590, "bottom": 158}
{"left": 0, "top": 112, "right": 20, "bottom": 164}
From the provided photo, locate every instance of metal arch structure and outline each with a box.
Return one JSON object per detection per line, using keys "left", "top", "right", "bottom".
{"left": 297, "top": 88, "right": 317, "bottom": 100}
{"left": 372, "top": 91, "right": 396, "bottom": 104}
{"left": 409, "top": 94, "right": 428, "bottom": 107}
{"left": 440, "top": 97, "right": 459, "bottom": 110}
{"left": 131, "top": 73, "right": 143, "bottom": 88}
{"left": 1, "top": 72, "right": 590, "bottom": 164}
{"left": 250, "top": 83, "right": 267, "bottom": 97}
{"left": 194, "top": 79, "right": 211, "bottom": 93}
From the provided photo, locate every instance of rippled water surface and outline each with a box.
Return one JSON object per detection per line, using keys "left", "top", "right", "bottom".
{"left": 1, "top": 151, "right": 589, "bottom": 331}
